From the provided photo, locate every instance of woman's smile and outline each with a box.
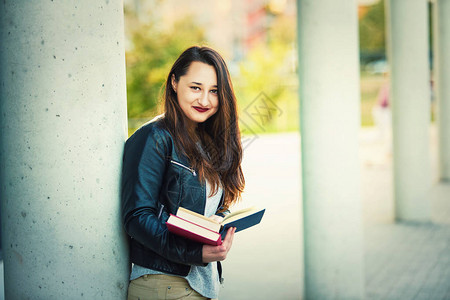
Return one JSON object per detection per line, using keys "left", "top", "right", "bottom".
{"left": 193, "top": 106, "right": 210, "bottom": 113}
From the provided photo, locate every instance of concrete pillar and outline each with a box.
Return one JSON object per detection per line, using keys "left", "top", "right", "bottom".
{"left": 433, "top": 0, "right": 450, "bottom": 181}
{"left": 297, "top": 0, "right": 364, "bottom": 298}
{"left": 0, "top": 2, "right": 129, "bottom": 299}
{"left": 385, "top": 0, "right": 432, "bottom": 221}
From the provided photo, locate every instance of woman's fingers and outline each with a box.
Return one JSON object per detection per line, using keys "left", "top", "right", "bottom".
{"left": 202, "top": 227, "right": 236, "bottom": 263}
{"left": 222, "top": 227, "right": 235, "bottom": 248}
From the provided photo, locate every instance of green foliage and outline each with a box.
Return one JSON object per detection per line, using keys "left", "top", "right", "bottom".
{"left": 235, "top": 14, "right": 299, "bottom": 133}
{"left": 359, "top": 1, "right": 433, "bottom": 58}
{"left": 125, "top": 16, "right": 206, "bottom": 118}
{"left": 359, "top": 1, "right": 386, "bottom": 58}
{"left": 238, "top": 44, "right": 289, "bottom": 104}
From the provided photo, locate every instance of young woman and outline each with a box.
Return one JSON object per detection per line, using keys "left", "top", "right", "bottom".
{"left": 121, "top": 46, "right": 245, "bottom": 300}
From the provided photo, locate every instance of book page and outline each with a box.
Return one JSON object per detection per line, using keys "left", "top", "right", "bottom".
{"left": 222, "top": 206, "right": 260, "bottom": 224}
{"left": 177, "top": 207, "right": 221, "bottom": 232}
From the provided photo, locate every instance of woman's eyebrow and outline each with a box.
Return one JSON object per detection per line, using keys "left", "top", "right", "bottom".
{"left": 190, "top": 81, "right": 218, "bottom": 88}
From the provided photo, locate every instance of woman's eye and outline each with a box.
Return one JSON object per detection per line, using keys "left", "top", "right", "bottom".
{"left": 191, "top": 86, "right": 201, "bottom": 91}
{"left": 210, "top": 89, "right": 218, "bottom": 94}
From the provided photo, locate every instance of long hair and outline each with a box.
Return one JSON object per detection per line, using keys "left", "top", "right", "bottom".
{"left": 163, "top": 46, "right": 244, "bottom": 210}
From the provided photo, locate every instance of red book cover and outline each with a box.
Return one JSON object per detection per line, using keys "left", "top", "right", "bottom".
{"left": 166, "top": 214, "right": 222, "bottom": 246}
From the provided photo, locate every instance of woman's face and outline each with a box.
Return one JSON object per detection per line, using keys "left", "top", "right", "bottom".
{"left": 172, "top": 61, "right": 219, "bottom": 128}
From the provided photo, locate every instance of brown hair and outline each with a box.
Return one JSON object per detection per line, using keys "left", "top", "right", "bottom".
{"left": 163, "top": 46, "right": 244, "bottom": 210}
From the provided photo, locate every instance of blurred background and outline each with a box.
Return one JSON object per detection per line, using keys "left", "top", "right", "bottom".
{"left": 123, "top": 0, "right": 432, "bottom": 134}
{"left": 120, "top": 1, "right": 446, "bottom": 299}
{"left": 120, "top": 1, "right": 450, "bottom": 299}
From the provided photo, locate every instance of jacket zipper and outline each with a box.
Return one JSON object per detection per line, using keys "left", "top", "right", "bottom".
{"left": 170, "top": 160, "right": 197, "bottom": 176}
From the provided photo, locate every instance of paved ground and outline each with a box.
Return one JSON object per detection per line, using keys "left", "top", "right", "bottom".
{"left": 361, "top": 126, "right": 450, "bottom": 300}
{"left": 218, "top": 128, "right": 450, "bottom": 300}
{"left": 1, "top": 127, "right": 449, "bottom": 299}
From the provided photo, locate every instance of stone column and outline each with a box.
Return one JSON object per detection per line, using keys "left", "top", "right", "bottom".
{"left": 0, "top": 1, "right": 130, "bottom": 299}
{"left": 385, "top": 0, "right": 432, "bottom": 221}
{"left": 297, "top": 0, "right": 365, "bottom": 298}
{"left": 433, "top": 0, "right": 450, "bottom": 182}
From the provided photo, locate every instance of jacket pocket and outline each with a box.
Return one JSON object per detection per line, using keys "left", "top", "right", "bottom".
{"left": 170, "top": 160, "right": 197, "bottom": 176}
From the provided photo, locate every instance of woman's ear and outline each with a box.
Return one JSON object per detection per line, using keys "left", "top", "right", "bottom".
{"left": 171, "top": 74, "right": 177, "bottom": 93}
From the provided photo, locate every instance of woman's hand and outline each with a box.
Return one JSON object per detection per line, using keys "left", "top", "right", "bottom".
{"left": 202, "top": 227, "right": 236, "bottom": 263}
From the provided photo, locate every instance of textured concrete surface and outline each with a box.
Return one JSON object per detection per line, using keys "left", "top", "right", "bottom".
{"left": 0, "top": 2, "right": 129, "bottom": 298}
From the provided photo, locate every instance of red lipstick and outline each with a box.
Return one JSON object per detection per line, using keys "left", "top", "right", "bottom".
{"left": 193, "top": 106, "right": 209, "bottom": 113}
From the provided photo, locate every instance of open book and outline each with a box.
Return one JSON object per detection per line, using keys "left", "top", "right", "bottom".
{"left": 166, "top": 206, "right": 265, "bottom": 246}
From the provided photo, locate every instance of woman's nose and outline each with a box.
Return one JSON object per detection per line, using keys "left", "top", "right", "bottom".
{"left": 198, "top": 92, "right": 209, "bottom": 106}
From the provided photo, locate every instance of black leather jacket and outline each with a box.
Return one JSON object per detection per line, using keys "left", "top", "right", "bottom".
{"left": 121, "top": 117, "right": 223, "bottom": 276}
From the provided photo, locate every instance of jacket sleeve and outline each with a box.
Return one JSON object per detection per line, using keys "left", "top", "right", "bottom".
{"left": 121, "top": 127, "right": 205, "bottom": 266}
